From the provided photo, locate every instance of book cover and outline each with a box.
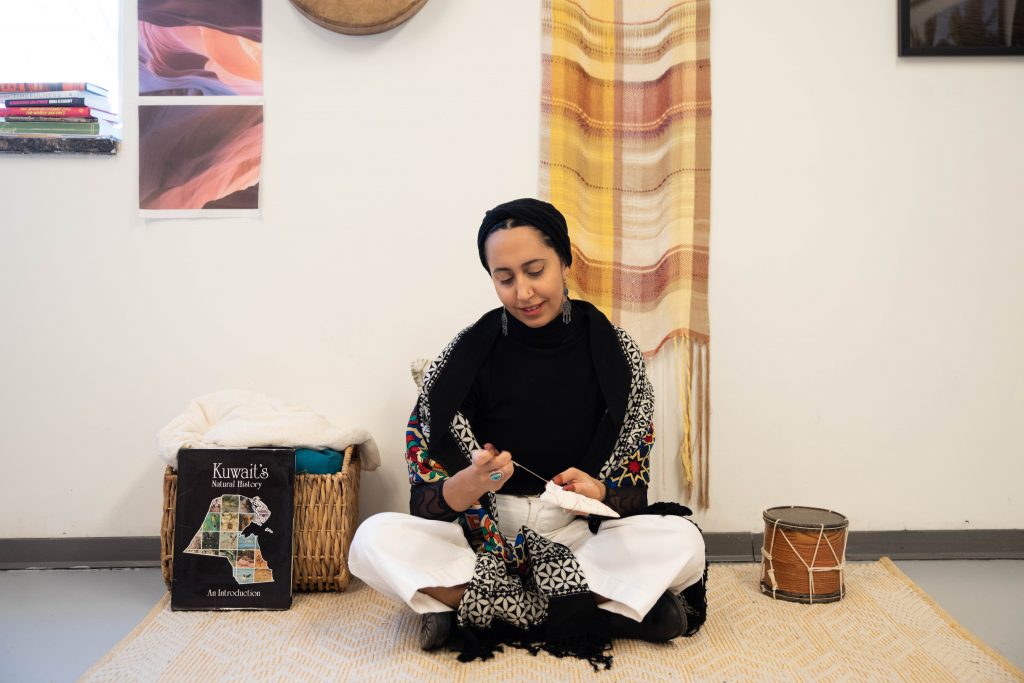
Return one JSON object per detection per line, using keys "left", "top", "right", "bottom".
{"left": 5, "top": 117, "right": 98, "bottom": 123}
{"left": 172, "top": 449, "right": 295, "bottom": 611}
{"left": 0, "top": 82, "right": 108, "bottom": 95}
{"left": 5, "top": 97, "right": 87, "bottom": 107}
{"left": 0, "top": 107, "right": 111, "bottom": 118}
{"left": 4, "top": 92, "right": 111, "bottom": 109}
{"left": 0, "top": 120, "right": 121, "bottom": 138}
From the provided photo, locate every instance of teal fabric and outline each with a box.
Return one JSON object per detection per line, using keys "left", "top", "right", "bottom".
{"left": 295, "top": 448, "right": 343, "bottom": 474}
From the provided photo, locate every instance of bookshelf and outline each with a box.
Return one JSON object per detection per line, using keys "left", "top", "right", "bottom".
{"left": 0, "top": 136, "right": 119, "bottom": 155}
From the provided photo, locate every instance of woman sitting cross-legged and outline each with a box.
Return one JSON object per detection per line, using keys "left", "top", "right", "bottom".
{"left": 348, "top": 198, "right": 707, "bottom": 668}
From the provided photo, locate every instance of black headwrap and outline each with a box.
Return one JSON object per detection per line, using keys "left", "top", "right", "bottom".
{"left": 477, "top": 198, "right": 573, "bottom": 272}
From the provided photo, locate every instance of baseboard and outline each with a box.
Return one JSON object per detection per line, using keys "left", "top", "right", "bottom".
{"left": 1, "top": 530, "right": 1021, "bottom": 570}
{"left": 717, "top": 529, "right": 1024, "bottom": 562}
{"left": 0, "top": 537, "right": 161, "bottom": 570}
{"left": 827, "top": 529, "right": 1024, "bottom": 561}
{"left": 703, "top": 532, "right": 758, "bottom": 562}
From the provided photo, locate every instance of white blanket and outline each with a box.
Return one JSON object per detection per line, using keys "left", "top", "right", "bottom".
{"left": 157, "top": 389, "right": 380, "bottom": 470}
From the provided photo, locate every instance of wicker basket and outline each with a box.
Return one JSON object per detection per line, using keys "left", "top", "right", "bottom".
{"left": 160, "top": 445, "right": 361, "bottom": 592}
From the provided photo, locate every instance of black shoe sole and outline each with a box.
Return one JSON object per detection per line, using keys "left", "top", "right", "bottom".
{"left": 607, "top": 591, "right": 687, "bottom": 642}
{"left": 420, "top": 612, "right": 453, "bottom": 651}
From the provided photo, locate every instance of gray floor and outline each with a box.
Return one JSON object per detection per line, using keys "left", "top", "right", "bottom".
{"left": 0, "top": 561, "right": 1021, "bottom": 682}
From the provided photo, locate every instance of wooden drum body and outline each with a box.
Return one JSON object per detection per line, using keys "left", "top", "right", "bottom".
{"left": 760, "top": 506, "right": 848, "bottom": 604}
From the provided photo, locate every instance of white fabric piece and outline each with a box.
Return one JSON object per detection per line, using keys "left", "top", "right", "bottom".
{"left": 156, "top": 389, "right": 381, "bottom": 470}
{"left": 410, "top": 358, "right": 431, "bottom": 391}
{"left": 348, "top": 494, "right": 705, "bottom": 622}
{"left": 539, "top": 480, "right": 620, "bottom": 518}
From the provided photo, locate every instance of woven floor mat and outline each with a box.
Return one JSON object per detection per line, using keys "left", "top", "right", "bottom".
{"left": 81, "top": 558, "right": 1023, "bottom": 682}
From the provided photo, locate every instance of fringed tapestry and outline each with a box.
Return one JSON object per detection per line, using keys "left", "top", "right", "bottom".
{"left": 540, "top": 0, "right": 712, "bottom": 506}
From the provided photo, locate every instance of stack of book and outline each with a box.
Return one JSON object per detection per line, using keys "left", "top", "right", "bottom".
{"left": 0, "top": 82, "right": 120, "bottom": 139}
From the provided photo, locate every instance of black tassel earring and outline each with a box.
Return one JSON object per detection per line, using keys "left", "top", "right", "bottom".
{"left": 501, "top": 308, "right": 509, "bottom": 336}
{"left": 562, "top": 287, "right": 571, "bottom": 324}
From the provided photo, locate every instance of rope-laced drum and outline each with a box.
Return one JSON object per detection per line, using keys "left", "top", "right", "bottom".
{"left": 760, "top": 506, "right": 848, "bottom": 604}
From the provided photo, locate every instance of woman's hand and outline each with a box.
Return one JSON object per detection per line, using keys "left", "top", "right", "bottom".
{"left": 470, "top": 443, "right": 514, "bottom": 492}
{"left": 552, "top": 467, "right": 606, "bottom": 501}
{"left": 442, "top": 443, "right": 513, "bottom": 512}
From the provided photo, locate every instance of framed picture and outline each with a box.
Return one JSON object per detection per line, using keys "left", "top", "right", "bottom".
{"left": 138, "top": 0, "right": 263, "bottom": 96}
{"left": 139, "top": 104, "right": 263, "bottom": 216}
{"left": 899, "top": 0, "right": 1024, "bottom": 55}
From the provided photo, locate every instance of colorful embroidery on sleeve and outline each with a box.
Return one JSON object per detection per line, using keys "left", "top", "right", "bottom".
{"left": 405, "top": 408, "right": 447, "bottom": 485}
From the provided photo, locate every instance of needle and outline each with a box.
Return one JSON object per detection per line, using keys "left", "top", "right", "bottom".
{"left": 483, "top": 443, "right": 554, "bottom": 486}
{"left": 511, "top": 460, "right": 551, "bottom": 485}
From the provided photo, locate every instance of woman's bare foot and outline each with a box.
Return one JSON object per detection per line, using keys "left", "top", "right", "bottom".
{"left": 419, "top": 584, "right": 468, "bottom": 608}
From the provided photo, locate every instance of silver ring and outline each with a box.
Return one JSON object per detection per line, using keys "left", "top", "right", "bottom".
{"left": 488, "top": 471, "right": 504, "bottom": 482}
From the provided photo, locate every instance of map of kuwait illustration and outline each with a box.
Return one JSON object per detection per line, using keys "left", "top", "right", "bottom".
{"left": 183, "top": 494, "right": 275, "bottom": 585}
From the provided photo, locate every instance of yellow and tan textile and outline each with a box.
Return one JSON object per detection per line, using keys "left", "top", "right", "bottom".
{"left": 541, "top": 0, "right": 712, "bottom": 506}
{"left": 80, "top": 559, "right": 1023, "bottom": 682}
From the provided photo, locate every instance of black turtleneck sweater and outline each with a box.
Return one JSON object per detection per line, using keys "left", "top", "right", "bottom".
{"left": 459, "top": 303, "right": 606, "bottom": 495}
{"left": 408, "top": 301, "right": 650, "bottom": 521}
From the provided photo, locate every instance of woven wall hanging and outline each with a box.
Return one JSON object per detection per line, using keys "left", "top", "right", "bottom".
{"left": 541, "top": 0, "right": 712, "bottom": 506}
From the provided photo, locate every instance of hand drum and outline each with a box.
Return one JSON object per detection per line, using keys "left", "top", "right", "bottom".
{"left": 760, "top": 506, "right": 848, "bottom": 604}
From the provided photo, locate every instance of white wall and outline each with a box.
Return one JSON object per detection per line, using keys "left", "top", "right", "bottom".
{"left": 0, "top": 1, "right": 1021, "bottom": 539}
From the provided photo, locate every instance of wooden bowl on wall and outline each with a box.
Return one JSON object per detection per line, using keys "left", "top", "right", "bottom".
{"left": 289, "top": 0, "right": 429, "bottom": 35}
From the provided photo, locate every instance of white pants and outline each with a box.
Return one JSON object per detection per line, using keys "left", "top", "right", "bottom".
{"left": 349, "top": 494, "right": 705, "bottom": 622}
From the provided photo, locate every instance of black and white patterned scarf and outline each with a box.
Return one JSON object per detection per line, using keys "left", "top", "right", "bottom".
{"left": 405, "top": 302, "right": 703, "bottom": 668}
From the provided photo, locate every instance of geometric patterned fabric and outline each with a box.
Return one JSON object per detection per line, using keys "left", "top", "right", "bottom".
{"left": 81, "top": 559, "right": 1024, "bottom": 682}
{"left": 407, "top": 310, "right": 658, "bottom": 634}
